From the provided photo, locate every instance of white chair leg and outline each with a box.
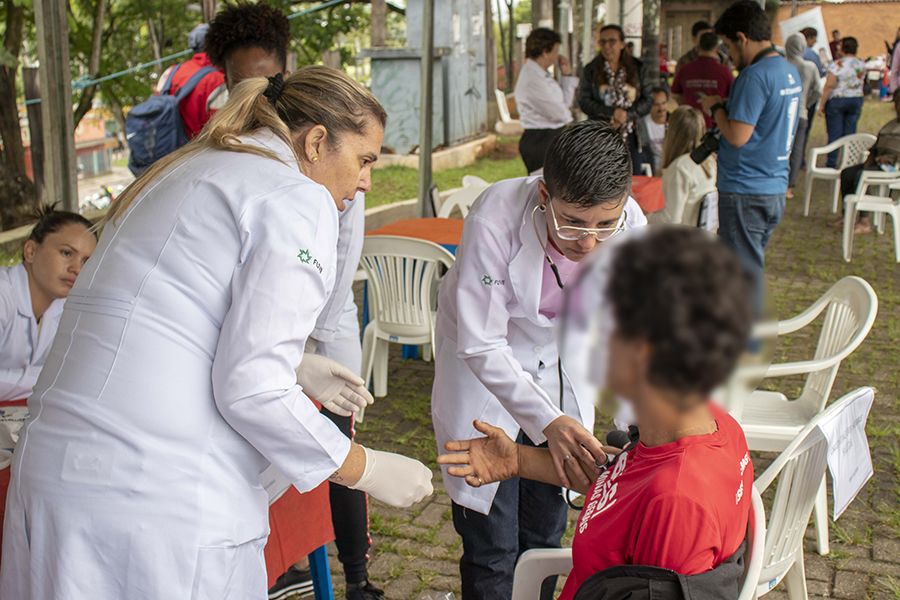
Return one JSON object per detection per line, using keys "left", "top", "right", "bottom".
{"left": 783, "top": 551, "right": 809, "bottom": 600}
{"left": 373, "top": 339, "right": 389, "bottom": 398}
{"left": 830, "top": 180, "right": 840, "bottom": 214}
{"left": 802, "top": 173, "right": 813, "bottom": 216}
{"left": 361, "top": 326, "right": 376, "bottom": 389}
{"left": 814, "top": 476, "right": 830, "bottom": 555}
{"left": 891, "top": 209, "right": 900, "bottom": 262}
{"left": 422, "top": 344, "right": 432, "bottom": 362}
{"left": 843, "top": 203, "right": 857, "bottom": 262}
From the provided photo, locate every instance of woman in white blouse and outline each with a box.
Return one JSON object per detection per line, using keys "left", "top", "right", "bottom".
{"left": 513, "top": 27, "right": 579, "bottom": 174}
{"left": 651, "top": 106, "right": 717, "bottom": 227}
{"left": 0, "top": 207, "right": 96, "bottom": 402}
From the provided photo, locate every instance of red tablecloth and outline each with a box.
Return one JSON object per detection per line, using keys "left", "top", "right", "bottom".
{"left": 367, "top": 217, "right": 464, "bottom": 249}
{"left": 0, "top": 455, "right": 333, "bottom": 589}
{"left": 631, "top": 175, "right": 665, "bottom": 214}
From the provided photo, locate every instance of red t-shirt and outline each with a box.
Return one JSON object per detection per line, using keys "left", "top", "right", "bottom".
{"left": 559, "top": 404, "right": 753, "bottom": 600}
{"left": 165, "top": 52, "right": 226, "bottom": 140}
{"left": 671, "top": 57, "right": 735, "bottom": 128}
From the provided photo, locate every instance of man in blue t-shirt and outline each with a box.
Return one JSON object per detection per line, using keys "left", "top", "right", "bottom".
{"left": 700, "top": 0, "right": 801, "bottom": 306}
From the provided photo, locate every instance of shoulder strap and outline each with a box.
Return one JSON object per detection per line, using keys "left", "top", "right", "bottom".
{"left": 160, "top": 63, "right": 183, "bottom": 96}
{"left": 173, "top": 66, "right": 216, "bottom": 102}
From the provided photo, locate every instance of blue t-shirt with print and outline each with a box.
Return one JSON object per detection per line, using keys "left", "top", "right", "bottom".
{"left": 717, "top": 54, "right": 802, "bottom": 196}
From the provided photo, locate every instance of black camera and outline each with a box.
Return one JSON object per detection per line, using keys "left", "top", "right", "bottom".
{"left": 690, "top": 128, "right": 720, "bottom": 164}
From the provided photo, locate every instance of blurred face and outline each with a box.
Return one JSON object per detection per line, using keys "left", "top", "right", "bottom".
{"left": 606, "top": 330, "right": 648, "bottom": 407}
{"left": 598, "top": 29, "right": 625, "bottom": 63}
{"left": 225, "top": 46, "right": 284, "bottom": 90}
{"left": 832, "top": 31, "right": 840, "bottom": 41}
{"left": 805, "top": 34, "right": 817, "bottom": 48}
{"left": 544, "top": 43, "right": 561, "bottom": 65}
{"left": 22, "top": 223, "right": 96, "bottom": 303}
{"left": 298, "top": 118, "right": 384, "bottom": 210}
{"left": 538, "top": 182, "right": 627, "bottom": 262}
{"left": 650, "top": 92, "right": 669, "bottom": 123}
{"left": 693, "top": 27, "right": 713, "bottom": 45}
{"left": 722, "top": 33, "right": 749, "bottom": 69}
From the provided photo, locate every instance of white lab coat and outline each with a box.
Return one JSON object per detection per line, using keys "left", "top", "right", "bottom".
{"left": 431, "top": 175, "right": 647, "bottom": 514}
{"left": 0, "top": 264, "right": 64, "bottom": 402}
{"left": 0, "top": 129, "right": 352, "bottom": 599}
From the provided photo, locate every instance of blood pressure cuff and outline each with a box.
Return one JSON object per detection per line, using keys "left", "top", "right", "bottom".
{"left": 573, "top": 540, "right": 746, "bottom": 600}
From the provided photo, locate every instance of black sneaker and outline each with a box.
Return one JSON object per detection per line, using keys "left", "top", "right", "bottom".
{"left": 268, "top": 566, "right": 314, "bottom": 600}
{"left": 346, "top": 580, "right": 386, "bottom": 600}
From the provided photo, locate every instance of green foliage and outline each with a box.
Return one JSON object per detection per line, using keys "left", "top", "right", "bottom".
{"left": 270, "top": 1, "right": 370, "bottom": 67}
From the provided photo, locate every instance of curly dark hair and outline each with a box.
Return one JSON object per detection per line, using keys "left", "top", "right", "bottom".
{"left": 543, "top": 121, "right": 631, "bottom": 207}
{"left": 607, "top": 227, "right": 753, "bottom": 399}
{"left": 205, "top": 2, "right": 291, "bottom": 70}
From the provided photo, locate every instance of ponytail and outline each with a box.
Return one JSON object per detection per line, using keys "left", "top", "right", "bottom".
{"left": 106, "top": 65, "right": 386, "bottom": 225}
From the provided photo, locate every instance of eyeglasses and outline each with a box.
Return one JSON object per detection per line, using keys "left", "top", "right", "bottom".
{"left": 547, "top": 201, "right": 627, "bottom": 242}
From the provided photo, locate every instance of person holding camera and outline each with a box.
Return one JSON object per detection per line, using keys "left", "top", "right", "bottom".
{"left": 699, "top": 0, "right": 801, "bottom": 304}
{"left": 514, "top": 28, "right": 579, "bottom": 174}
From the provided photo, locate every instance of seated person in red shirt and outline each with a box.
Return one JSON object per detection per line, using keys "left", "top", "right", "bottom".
{"left": 438, "top": 226, "right": 754, "bottom": 599}
{"left": 672, "top": 31, "right": 735, "bottom": 128}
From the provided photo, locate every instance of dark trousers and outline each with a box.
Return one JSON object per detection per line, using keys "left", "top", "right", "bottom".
{"left": 451, "top": 433, "right": 568, "bottom": 600}
{"left": 801, "top": 105, "right": 816, "bottom": 168}
{"left": 718, "top": 192, "right": 786, "bottom": 312}
{"left": 840, "top": 162, "right": 880, "bottom": 219}
{"left": 789, "top": 118, "right": 809, "bottom": 188}
{"left": 323, "top": 410, "right": 371, "bottom": 585}
{"left": 824, "top": 97, "right": 864, "bottom": 167}
{"left": 519, "top": 127, "right": 564, "bottom": 174}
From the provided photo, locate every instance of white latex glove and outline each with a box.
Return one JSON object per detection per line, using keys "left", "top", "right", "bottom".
{"left": 296, "top": 353, "right": 374, "bottom": 417}
{"left": 349, "top": 447, "right": 434, "bottom": 508}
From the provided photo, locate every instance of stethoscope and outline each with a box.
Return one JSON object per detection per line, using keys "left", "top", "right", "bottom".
{"left": 531, "top": 202, "right": 567, "bottom": 409}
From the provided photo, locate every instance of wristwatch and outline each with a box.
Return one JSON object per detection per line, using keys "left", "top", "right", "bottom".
{"left": 710, "top": 102, "right": 727, "bottom": 116}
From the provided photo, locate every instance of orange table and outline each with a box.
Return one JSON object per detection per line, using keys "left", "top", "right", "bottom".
{"left": 367, "top": 217, "right": 464, "bottom": 253}
{"left": 631, "top": 175, "right": 665, "bottom": 214}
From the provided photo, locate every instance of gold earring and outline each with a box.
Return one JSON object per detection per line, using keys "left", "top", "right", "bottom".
{"left": 312, "top": 155, "right": 319, "bottom": 162}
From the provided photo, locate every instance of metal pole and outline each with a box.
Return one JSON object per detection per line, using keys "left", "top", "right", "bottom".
{"left": 417, "top": 0, "right": 435, "bottom": 218}
{"left": 34, "top": 0, "right": 78, "bottom": 212}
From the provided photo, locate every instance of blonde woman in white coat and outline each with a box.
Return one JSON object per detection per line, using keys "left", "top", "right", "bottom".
{"left": 651, "top": 106, "right": 717, "bottom": 227}
{"left": 432, "top": 122, "right": 647, "bottom": 599}
{"left": 0, "top": 66, "right": 432, "bottom": 600}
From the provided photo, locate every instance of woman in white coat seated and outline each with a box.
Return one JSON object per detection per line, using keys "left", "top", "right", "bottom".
{"left": 431, "top": 121, "right": 647, "bottom": 600}
{"left": 0, "top": 66, "right": 432, "bottom": 600}
{"left": 650, "top": 106, "right": 717, "bottom": 227}
{"left": 0, "top": 207, "right": 96, "bottom": 404}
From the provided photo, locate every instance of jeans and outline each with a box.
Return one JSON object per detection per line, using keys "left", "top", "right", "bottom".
{"left": 824, "top": 96, "right": 864, "bottom": 167}
{"left": 451, "top": 433, "right": 568, "bottom": 600}
{"left": 718, "top": 192, "right": 786, "bottom": 311}
{"left": 788, "top": 118, "right": 809, "bottom": 188}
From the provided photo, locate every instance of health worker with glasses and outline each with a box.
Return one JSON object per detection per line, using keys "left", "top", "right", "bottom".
{"left": 431, "top": 121, "right": 647, "bottom": 600}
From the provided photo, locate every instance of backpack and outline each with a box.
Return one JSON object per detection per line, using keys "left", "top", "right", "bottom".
{"left": 125, "top": 64, "right": 215, "bottom": 176}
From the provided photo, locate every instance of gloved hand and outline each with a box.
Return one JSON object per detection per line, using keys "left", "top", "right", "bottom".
{"left": 296, "top": 353, "right": 374, "bottom": 418}
{"left": 349, "top": 447, "right": 434, "bottom": 508}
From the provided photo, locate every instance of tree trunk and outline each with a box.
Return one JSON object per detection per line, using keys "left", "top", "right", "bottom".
{"left": 533, "top": 0, "right": 553, "bottom": 27}
{"left": 506, "top": 0, "right": 515, "bottom": 91}
{"left": 73, "top": 0, "right": 107, "bottom": 129}
{"left": 484, "top": 0, "right": 497, "bottom": 96}
{"left": 23, "top": 67, "right": 44, "bottom": 202}
{"left": 371, "top": 0, "right": 387, "bottom": 47}
{"left": 641, "top": 0, "right": 660, "bottom": 87}
{"left": 147, "top": 18, "right": 163, "bottom": 75}
{"left": 0, "top": 0, "right": 26, "bottom": 177}
{"left": 495, "top": 0, "right": 508, "bottom": 90}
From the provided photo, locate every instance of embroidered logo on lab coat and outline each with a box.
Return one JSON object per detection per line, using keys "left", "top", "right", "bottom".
{"left": 481, "top": 275, "right": 505, "bottom": 286}
{"left": 297, "top": 249, "right": 323, "bottom": 274}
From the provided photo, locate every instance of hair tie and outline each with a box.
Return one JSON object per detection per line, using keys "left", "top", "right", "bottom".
{"left": 263, "top": 72, "right": 285, "bottom": 105}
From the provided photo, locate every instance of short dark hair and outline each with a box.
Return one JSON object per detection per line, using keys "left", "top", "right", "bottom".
{"left": 691, "top": 20, "right": 713, "bottom": 38}
{"left": 206, "top": 2, "right": 291, "bottom": 70}
{"left": 715, "top": 0, "right": 772, "bottom": 43}
{"left": 543, "top": 121, "right": 631, "bottom": 208}
{"left": 650, "top": 86, "right": 669, "bottom": 99}
{"left": 607, "top": 227, "right": 753, "bottom": 398}
{"left": 698, "top": 31, "right": 720, "bottom": 52}
{"left": 841, "top": 36, "right": 858, "bottom": 55}
{"left": 599, "top": 24, "right": 625, "bottom": 42}
{"left": 26, "top": 204, "right": 94, "bottom": 248}
{"left": 525, "top": 28, "right": 562, "bottom": 59}
{"left": 800, "top": 27, "right": 818, "bottom": 39}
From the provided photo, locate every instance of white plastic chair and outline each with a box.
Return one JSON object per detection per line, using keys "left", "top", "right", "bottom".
{"left": 802, "top": 133, "right": 876, "bottom": 216}
{"left": 437, "top": 177, "right": 489, "bottom": 219}
{"left": 359, "top": 236, "right": 455, "bottom": 399}
{"left": 509, "top": 487, "right": 765, "bottom": 600}
{"left": 495, "top": 89, "right": 524, "bottom": 136}
{"left": 753, "top": 388, "right": 872, "bottom": 599}
{"left": 842, "top": 170, "right": 900, "bottom": 263}
{"left": 725, "top": 276, "right": 877, "bottom": 555}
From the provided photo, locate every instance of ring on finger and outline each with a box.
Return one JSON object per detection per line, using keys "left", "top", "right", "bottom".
{"left": 563, "top": 454, "right": 572, "bottom": 462}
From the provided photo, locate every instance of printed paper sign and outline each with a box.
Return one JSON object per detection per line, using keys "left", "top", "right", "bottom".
{"left": 816, "top": 387, "right": 875, "bottom": 520}
{"left": 779, "top": 7, "right": 833, "bottom": 63}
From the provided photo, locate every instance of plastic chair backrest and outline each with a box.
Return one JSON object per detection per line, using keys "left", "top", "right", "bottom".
{"left": 837, "top": 133, "right": 877, "bottom": 170}
{"left": 753, "top": 388, "right": 871, "bottom": 592}
{"left": 854, "top": 169, "right": 900, "bottom": 197}
{"left": 738, "top": 486, "right": 766, "bottom": 600}
{"left": 360, "top": 236, "right": 455, "bottom": 338}
{"left": 438, "top": 182, "right": 489, "bottom": 219}
{"left": 797, "top": 277, "right": 877, "bottom": 413}
{"left": 496, "top": 89, "right": 513, "bottom": 123}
